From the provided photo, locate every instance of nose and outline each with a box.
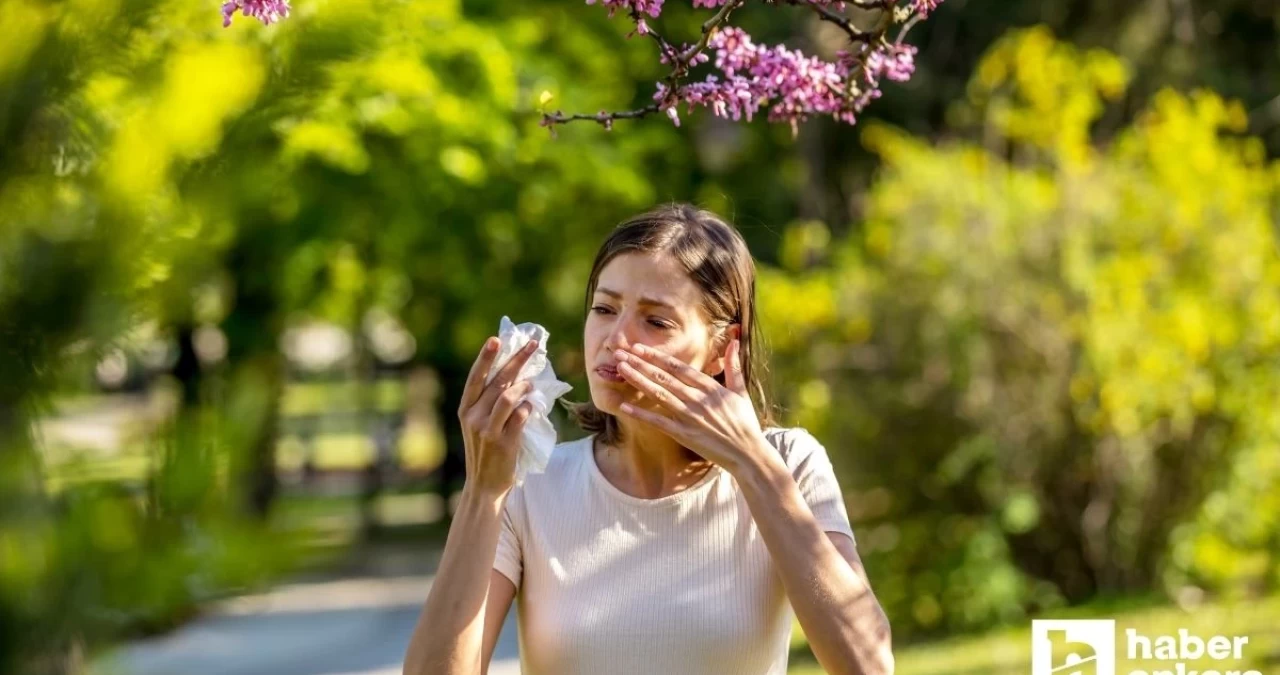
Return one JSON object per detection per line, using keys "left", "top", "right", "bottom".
{"left": 603, "top": 311, "right": 640, "bottom": 355}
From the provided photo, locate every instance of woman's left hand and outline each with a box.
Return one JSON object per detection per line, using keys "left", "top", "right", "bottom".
{"left": 614, "top": 339, "right": 775, "bottom": 475}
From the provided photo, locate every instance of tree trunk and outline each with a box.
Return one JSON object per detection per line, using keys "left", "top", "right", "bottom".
{"left": 431, "top": 357, "right": 469, "bottom": 517}
{"left": 241, "top": 352, "right": 284, "bottom": 518}
{"left": 172, "top": 322, "right": 203, "bottom": 407}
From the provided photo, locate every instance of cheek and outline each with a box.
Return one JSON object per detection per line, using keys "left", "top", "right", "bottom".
{"left": 583, "top": 322, "right": 605, "bottom": 352}
{"left": 660, "top": 335, "right": 708, "bottom": 366}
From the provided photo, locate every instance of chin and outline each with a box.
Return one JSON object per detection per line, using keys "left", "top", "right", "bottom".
{"left": 589, "top": 390, "right": 621, "bottom": 414}
{"left": 586, "top": 380, "right": 627, "bottom": 414}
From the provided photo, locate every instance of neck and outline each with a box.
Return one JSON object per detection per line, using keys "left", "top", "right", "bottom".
{"left": 596, "top": 416, "right": 713, "bottom": 499}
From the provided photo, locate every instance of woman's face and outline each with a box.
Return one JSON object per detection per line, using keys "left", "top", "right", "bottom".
{"left": 584, "top": 252, "right": 725, "bottom": 415}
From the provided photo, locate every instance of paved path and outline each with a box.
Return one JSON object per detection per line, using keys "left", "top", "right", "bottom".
{"left": 95, "top": 547, "right": 521, "bottom": 675}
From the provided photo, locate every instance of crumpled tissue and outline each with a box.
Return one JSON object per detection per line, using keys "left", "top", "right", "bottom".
{"left": 484, "top": 316, "right": 573, "bottom": 483}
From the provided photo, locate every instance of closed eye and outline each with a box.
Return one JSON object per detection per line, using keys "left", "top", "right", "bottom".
{"left": 590, "top": 305, "right": 673, "bottom": 330}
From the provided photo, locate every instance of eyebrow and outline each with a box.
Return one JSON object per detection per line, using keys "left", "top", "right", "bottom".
{"left": 594, "top": 287, "right": 679, "bottom": 311}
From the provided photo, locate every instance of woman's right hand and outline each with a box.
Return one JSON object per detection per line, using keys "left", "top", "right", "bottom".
{"left": 457, "top": 337, "right": 540, "bottom": 496}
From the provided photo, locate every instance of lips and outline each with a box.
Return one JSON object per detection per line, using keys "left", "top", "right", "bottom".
{"left": 594, "top": 365, "right": 624, "bottom": 383}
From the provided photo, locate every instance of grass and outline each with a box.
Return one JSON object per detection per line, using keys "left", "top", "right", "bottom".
{"left": 40, "top": 380, "right": 443, "bottom": 492}
{"left": 788, "top": 595, "right": 1280, "bottom": 674}
{"left": 44, "top": 428, "right": 446, "bottom": 493}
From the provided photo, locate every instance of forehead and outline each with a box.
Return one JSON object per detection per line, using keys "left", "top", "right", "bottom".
{"left": 594, "top": 252, "right": 702, "bottom": 310}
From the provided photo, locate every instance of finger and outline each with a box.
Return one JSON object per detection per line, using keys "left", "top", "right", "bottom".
{"left": 503, "top": 400, "right": 535, "bottom": 438}
{"left": 460, "top": 337, "right": 500, "bottom": 413}
{"left": 476, "top": 340, "right": 540, "bottom": 410}
{"left": 617, "top": 360, "right": 691, "bottom": 415}
{"left": 627, "top": 344, "right": 719, "bottom": 392}
{"left": 486, "top": 380, "right": 533, "bottom": 438}
{"left": 617, "top": 351, "right": 699, "bottom": 402}
{"left": 726, "top": 338, "right": 747, "bottom": 395}
{"left": 490, "top": 340, "right": 540, "bottom": 387}
{"left": 619, "top": 401, "right": 681, "bottom": 436}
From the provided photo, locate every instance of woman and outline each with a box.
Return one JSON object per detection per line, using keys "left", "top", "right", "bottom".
{"left": 404, "top": 204, "right": 893, "bottom": 675}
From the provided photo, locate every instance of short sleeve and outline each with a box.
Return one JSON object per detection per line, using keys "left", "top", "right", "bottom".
{"left": 493, "top": 484, "right": 525, "bottom": 588}
{"left": 780, "top": 429, "right": 857, "bottom": 545}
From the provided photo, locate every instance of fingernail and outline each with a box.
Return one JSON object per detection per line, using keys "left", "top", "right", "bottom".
{"left": 615, "top": 350, "right": 627, "bottom": 361}
{"left": 486, "top": 338, "right": 497, "bottom": 351}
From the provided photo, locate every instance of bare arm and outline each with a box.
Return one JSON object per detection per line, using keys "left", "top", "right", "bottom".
{"left": 481, "top": 571, "right": 517, "bottom": 674}
{"left": 737, "top": 443, "right": 894, "bottom": 675}
{"left": 403, "top": 490, "right": 516, "bottom": 675}
{"left": 403, "top": 336, "right": 537, "bottom": 675}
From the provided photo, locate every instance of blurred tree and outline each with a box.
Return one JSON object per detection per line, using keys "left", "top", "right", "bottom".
{"left": 183, "top": 0, "right": 676, "bottom": 508}
{"left": 0, "top": 0, "right": 679, "bottom": 668}
{"left": 761, "top": 27, "right": 1280, "bottom": 637}
{"left": 0, "top": 0, "right": 321, "bottom": 667}
{"left": 5, "top": 0, "right": 1276, "bottom": 668}
{"left": 726, "top": 0, "right": 1280, "bottom": 230}
{"left": 38, "top": 0, "right": 685, "bottom": 516}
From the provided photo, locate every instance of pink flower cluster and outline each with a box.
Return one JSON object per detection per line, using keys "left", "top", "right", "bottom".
{"left": 658, "top": 0, "right": 941, "bottom": 14}
{"left": 585, "top": 0, "right": 665, "bottom": 34}
{"left": 585, "top": 0, "right": 665, "bottom": 18}
{"left": 655, "top": 27, "right": 917, "bottom": 130}
{"left": 221, "top": 0, "right": 290, "bottom": 27}
{"left": 546, "top": 0, "right": 945, "bottom": 131}
{"left": 863, "top": 42, "right": 917, "bottom": 83}
{"left": 911, "top": 0, "right": 941, "bottom": 16}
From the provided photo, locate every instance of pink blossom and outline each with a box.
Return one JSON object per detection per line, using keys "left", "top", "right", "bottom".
{"left": 659, "top": 45, "right": 710, "bottom": 66}
{"left": 221, "top": 0, "right": 290, "bottom": 27}
{"left": 572, "top": 0, "right": 943, "bottom": 131}
{"left": 864, "top": 43, "right": 916, "bottom": 83}
{"left": 586, "top": 0, "right": 665, "bottom": 18}
{"left": 911, "top": 0, "right": 942, "bottom": 16}
{"left": 656, "top": 27, "right": 866, "bottom": 129}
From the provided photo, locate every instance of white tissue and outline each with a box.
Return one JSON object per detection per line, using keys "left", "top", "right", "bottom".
{"left": 484, "top": 316, "right": 573, "bottom": 483}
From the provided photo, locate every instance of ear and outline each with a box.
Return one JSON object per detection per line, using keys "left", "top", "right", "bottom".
{"left": 711, "top": 324, "right": 741, "bottom": 377}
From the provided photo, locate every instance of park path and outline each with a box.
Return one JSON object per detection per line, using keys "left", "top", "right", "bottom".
{"left": 94, "top": 542, "right": 521, "bottom": 675}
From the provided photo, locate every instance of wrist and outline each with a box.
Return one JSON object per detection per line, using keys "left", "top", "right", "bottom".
{"left": 729, "top": 436, "right": 789, "bottom": 491}
{"left": 459, "top": 482, "right": 512, "bottom": 512}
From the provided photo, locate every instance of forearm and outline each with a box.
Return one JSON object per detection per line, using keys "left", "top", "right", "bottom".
{"left": 735, "top": 450, "right": 893, "bottom": 675}
{"left": 403, "top": 487, "right": 507, "bottom": 675}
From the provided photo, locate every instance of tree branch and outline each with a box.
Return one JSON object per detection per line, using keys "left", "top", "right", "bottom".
{"left": 541, "top": 0, "right": 928, "bottom": 130}
{"left": 628, "top": 6, "right": 681, "bottom": 64}
{"left": 895, "top": 11, "right": 924, "bottom": 45}
{"left": 543, "top": 0, "right": 746, "bottom": 128}
{"left": 786, "top": 0, "right": 876, "bottom": 43}
{"left": 540, "top": 104, "right": 663, "bottom": 130}
{"left": 678, "top": 0, "right": 747, "bottom": 68}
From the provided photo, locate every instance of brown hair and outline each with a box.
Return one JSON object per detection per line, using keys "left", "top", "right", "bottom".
{"left": 560, "top": 202, "right": 776, "bottom": 447}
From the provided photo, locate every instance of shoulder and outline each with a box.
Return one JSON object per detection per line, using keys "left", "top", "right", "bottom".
{"left": 550, "top": 433, "right": 594, "bottom": 471}
{"left": 503, "top": 435, "right": 591, "bottom": 521}
{"left": 761, "top": 426, "right": 834, "bottom": 477}
{"left": 513, "top": 433, "right": 593, "bottom": 495}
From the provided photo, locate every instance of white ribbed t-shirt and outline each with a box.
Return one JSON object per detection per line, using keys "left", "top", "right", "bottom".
{"left": 492, "top": 426, "right": 856, "bottom": 675}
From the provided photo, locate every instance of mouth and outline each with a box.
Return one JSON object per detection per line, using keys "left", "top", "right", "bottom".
{"left": 594, "top": 366, "right": 624, "bottom": 383}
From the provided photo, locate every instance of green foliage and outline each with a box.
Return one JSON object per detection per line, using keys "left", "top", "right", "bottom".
{"left": 1, "top": 0, "right": 685, "bottom": 668}
{"left": 764, "top": 27, "right": 1280, "bottom": 637}
{"left": 790, "top": 594, "right": 1280, "bottom": 674}
{"left": 4, "top": 0, "right": 1278, "bottom": 666}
